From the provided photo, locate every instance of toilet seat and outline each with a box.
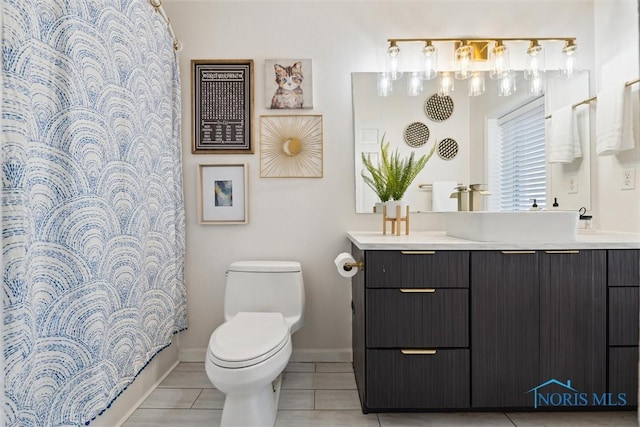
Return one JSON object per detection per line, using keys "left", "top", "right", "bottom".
{"left": 209, "top": 312, "right": 290, "bottom": 369}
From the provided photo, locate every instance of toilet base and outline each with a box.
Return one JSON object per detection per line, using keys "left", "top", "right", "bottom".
{"left": 220, "top": 376, "right": 281, "bottom": 427}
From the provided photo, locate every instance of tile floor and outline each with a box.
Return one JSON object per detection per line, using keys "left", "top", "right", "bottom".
{"left": 123, "top": 362, "right": 637, "bottom": 426}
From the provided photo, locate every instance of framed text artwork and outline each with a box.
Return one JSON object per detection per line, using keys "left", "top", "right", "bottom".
{"left": 191, "top": 60, "right": 254, "bottom": 154}
{"left": 198, "top": 164, "right": 248, "bottom": 224}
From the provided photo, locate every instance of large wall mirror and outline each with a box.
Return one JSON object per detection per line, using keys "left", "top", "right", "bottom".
{"left": 353, "top": 71, "right": 590, "bottom": 214}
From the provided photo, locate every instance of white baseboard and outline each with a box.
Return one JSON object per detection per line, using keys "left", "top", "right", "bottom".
{"left": 179, "top": 347, "right": 207, "bottom": 362}
{"left": 290, "top": 348, "right": 352, "bottom": 363}
{"left": 179, "top": 347, "right": 352, "bottom": 363}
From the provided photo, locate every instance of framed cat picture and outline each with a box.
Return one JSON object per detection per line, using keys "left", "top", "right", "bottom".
{"left": 265, "top": 59, "right": 313, "bottom": 109}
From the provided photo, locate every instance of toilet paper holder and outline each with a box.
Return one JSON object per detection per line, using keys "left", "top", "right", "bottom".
{"left": 343, "top": 260, "right": 364, "bottom": 271}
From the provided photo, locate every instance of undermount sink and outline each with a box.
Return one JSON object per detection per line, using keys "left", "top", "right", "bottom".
{"left": 445, "top": 211, "right": 579, "bottom": 242}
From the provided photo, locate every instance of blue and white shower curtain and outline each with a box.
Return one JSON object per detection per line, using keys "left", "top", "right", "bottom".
{"left": 2, "top": 1, "right": 186, "bottom": 425}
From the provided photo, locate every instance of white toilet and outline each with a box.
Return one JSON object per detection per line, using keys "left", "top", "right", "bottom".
{"left": 205, "top": 260, "right": 305, "bottom": 427}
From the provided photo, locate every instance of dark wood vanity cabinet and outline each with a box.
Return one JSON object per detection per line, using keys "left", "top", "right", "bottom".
{"left": 353, "top": 246, "right": 638, "bottom": 412}
{"left": 607, "top": 250, "right": 639, "bottom": 406}
{"left": 352, "top": 246, "right": 470, "bottom": 411}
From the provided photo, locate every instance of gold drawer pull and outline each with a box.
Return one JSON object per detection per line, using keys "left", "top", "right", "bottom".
{"left": 401, "top": 349, "right": 437, "bottom": 355}
{"left": 544, "top": 250, "right": 580, "bottom": 254}
{"left": 501, "top": 251, "right": 536, "bottom": 254}
{"left": 400, "top": 251, "right": 436, "bottom": 255}
{"left": 399, "top": 288, "right": 436, "bottom": 293}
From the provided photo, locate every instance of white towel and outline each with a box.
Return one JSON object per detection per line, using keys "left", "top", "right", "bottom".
{"left": 596, "top": 85, "right": 635, "bottom": 156}
{"left": 432, "top": 181, "right": 458, "bottom": 212}
{"left": 548, "top": 105, "right": 582, "bottom": 163}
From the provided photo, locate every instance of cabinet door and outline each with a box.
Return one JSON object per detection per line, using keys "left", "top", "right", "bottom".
{"left": 365, "top": 250, "right": 469, "bottom": 288}
{"left": 540, "top": 250, "right": 606, "bottom": 398}
{"left": 471, "top": 250, "right": 540, "bottom": 408}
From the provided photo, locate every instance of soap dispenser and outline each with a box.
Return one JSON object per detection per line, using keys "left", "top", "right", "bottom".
{"left": 530, "top": 199, "right": 540, "bottom": 211}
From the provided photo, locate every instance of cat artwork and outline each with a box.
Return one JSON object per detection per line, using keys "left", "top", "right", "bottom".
{"left": 270, "top": 62, "right": 304, "bottom": 109}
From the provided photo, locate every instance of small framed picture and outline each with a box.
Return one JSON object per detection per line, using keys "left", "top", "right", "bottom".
{"left": 265, "top": 59, "right": 313, "bottom": 109}
{"left": 198, "top": 164, "right": 248, "bottom": 224}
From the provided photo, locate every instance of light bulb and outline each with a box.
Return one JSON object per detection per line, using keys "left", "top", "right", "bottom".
{"left": 560, "top": 40, "right": 578, "bottom": 79}
{"left": 525, "top": 40, "right": 545, "bottom": 80}
{"left": 498, "top": 71, "right": 516, "bottom": 96}
{"left": 468, "top": 71, "right": 485, "bottom": 96}
{"left": 455, "top": 44, "right": 473, "bottom": 80}
{"left": 420, "top": 42, "right": 438, "bottom": 80}
{"left": 438, "top": 72, "right": 454, "bottom": 96}
{"left": 407, "top": 72, "right": 423, "bottom": 96}
{"left": 386, "top": 42, "right": 403, "bottom": 81}
{"left": 377, "top": 72, "right": 393, "bottom": 97}
{"left": 490, "top": 41, "right": 510, "bottom": 80}
{"left": 529, "top": 74, "right": 544, "bottom": 96}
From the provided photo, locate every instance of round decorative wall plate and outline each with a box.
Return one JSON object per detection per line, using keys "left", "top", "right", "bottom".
{"left": 403, "top": 122, "right": 430, "bottom": 147}
{"left": 437, "top": 138, "right": 459, "bottom": 160}
{"left": 425, "top": 94, "right": 454, "bottom": 122}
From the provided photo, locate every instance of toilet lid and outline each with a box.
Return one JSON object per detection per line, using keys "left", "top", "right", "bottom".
{"left": 209, "top": 312, "right": 290, "bottom": 369}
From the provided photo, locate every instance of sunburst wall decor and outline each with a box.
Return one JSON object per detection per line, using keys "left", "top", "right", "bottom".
{"left": 260, "top": 115, "right": 323, "bottom": 178}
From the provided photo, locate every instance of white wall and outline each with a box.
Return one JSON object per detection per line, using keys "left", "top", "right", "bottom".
{"left": 592, "top": 0, "right": 640, "bottom": 232}
{"left": 163, "top": 0, "right": 600, "bottom": 362}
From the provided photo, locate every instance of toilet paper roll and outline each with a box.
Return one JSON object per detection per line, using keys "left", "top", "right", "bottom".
{"left": 334, "top": 252, "right": 358, "bottom": 278}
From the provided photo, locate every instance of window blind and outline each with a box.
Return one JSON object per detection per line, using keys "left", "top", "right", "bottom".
{"left": 496, "top": 97, "right": 546, "bottom": 211}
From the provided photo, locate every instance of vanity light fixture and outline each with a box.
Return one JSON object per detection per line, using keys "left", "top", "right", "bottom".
{"left": 560, "top": 39, "right": 578, "bottom": 79}
{"left": 386, "top": 40, "right": 403, "bottom": 81}
{"left": 489, "top": 40, "right": 510, "bottom": 80}
{"left": 421, "top": 41, "right": 438, "bottom": 80}
{"left": 380, "top": 37, "right": 577, "bottom": 97}
{"left": 454, "top": 42, "right": 474, "bottom": 80}
{"left": 525, "top": 40, "right": 545, "bottom": 79}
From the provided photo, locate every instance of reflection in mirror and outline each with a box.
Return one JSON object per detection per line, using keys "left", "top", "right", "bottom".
{"left": 352, "top": 71, "right": 590, "bottom": 214}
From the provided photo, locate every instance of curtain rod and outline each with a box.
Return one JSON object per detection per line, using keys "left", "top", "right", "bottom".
{"left": 544, "top": 77, "right": 639, "bottom": 120}
{"left": 149, "top": 0, "right": 181, "bottom": 51}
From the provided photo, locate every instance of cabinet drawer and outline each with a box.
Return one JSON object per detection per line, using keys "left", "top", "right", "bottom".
{"left": 609, "top": 346, "right": 638, "bottom": 406}
{"left": 366, "top": 288, "right": 468, "bottom": 348}
{"left": 366, "top": 348, "right": 469, "bottom": 409}
{"left": 609, "top": 287, "right": 639, "bottom": 346}
{"left": 365, "top": 250, "right": 469, "bottom": 288}
{"left": 608, "top": 250, "right": 640, "bottom": 286}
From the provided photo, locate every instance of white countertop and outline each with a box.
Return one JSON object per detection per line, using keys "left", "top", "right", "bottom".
{"left": 347, "top": 230, "right": 640, "bottom": 250}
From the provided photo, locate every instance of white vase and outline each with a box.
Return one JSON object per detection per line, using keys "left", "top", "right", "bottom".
{"left": 374, "top": 202, "right": 385, "bottom": 214}
{"left": 384, "top": 200, "right": 407, "bottom": 218}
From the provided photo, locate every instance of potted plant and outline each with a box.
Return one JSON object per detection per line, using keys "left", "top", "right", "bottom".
{"left": 361, "top": 134, "right": 435, "bottom": 216}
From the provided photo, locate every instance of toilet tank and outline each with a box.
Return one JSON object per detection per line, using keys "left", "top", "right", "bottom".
{"left": 224, "top": 261, "right": 305, "bottom": 333}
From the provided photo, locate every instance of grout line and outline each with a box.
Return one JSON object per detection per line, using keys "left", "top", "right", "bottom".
{"left": 504, "top": 412, "right": 518, "bottom": 426}
{"left": 190, "top": 389, "right": 204, "bottom": 409}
